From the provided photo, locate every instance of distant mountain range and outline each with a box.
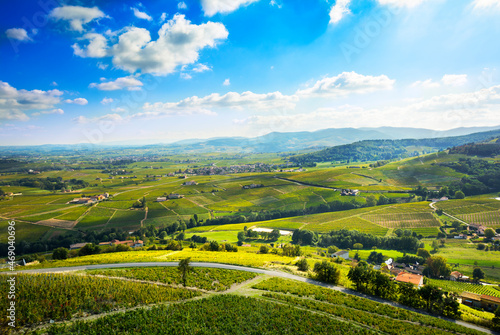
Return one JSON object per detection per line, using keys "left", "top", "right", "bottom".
{"left": 159, "top": 125, "right": 500, "bottom": 153}
{"left": 1, "top": 125, "right": 499, "bottom": 154}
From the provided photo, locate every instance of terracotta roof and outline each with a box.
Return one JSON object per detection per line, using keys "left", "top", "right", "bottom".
{"left": 481, "top": 294, "right": 500, "bottom": 304}
{"left": 461, "top": 292, "right": 481, "bottom": 301}
{"left": 395, "top": 272, "right": 423, "bottom": 286}
{"left": 450, "top": 271, "right": 462, "bottom": 278}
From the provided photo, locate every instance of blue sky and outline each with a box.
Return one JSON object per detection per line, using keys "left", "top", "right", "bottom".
{"left": 1, "top": 0, "right": 500, "bottom": 145}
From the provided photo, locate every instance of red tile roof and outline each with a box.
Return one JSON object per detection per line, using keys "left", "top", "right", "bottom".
{"left": 395, "top": 272, "right": 423, "bottom": 286}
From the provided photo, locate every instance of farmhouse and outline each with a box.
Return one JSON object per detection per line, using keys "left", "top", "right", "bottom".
{"left": 331, "top": 250, "right": 350, "bottom": 260}
{"left": 242, "top": 183, "right": 264, "bottom": 189}
{"left": 156, "top": 197, "right": 167, "bottom": 202}
{"left": 69, "top": 242, "right": 89, "bottom": 250}
{"left": 340, "top": 189, "right": 359, "bottom": 196}
{"left": 449, "top": 271, "right": 468, "bottom": 281}
{"left": 167, "top": 193, "right": 184, "bottom": 199}
{"left": 459, "top": 292, "right": 500, "bottom": 311}
{"left": 183, "top": 180, "right": 198, "bottom": 186}
{"left": 395, "top": 272, "right": 424, "bottom": 287}
{"left": 99, "top": 239, "right": 144, "bottom": 248}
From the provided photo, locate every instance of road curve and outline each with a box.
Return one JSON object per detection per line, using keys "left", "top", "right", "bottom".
{"left": 12, "top": 262, "right": 495, "bottom": 334}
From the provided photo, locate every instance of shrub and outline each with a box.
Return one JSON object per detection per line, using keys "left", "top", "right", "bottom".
{"left": 296, "top": 258, "right": 309, "bottom": 272}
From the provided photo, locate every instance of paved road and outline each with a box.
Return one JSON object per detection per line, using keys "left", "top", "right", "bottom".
{"left": 13, "top": 262, "right": 496, "bottom": 334}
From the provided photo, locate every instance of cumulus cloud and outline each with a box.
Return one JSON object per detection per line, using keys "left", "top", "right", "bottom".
{"left": 72, "top": 33, "right": 108, "bottom": 58}
{"left": 201, "top": 0, "right": 260, "bottom": 16}
{"left": 89, "top": 76, "right": 143, "bottom": 91}
{"left": 111, "top": 15, "right": 228, "bottom": 75}
{"left": 65, "top": 98, "right": 88, "bottom": 105}
{"left": 442, "top": 74, "right": 468, "bottom": 87}
{"left": 0, "top": 81, "right": 63, "bottom": 121}
{"left": 178, "top": 2, "right": 188, "bottom": 9}
{"left": 49, "top": 5, "right": 106, "bottom": 32}
{"left": 237, "top": 85, "right": 500, "bottom": 131}
{"left": 192, "top": 64, "right": 211, "bottom": 72}
{"left": 411, "top": 79, "right": 441, "bottom": 89}
{"left": 5, "top": 28, "right": 31, "bottom": 41}
{"left": 131, "top": 7, "right": 152, "bottom": 21}
{"left": 33, "top": 108, "right": 64, "bottom": 116}
{"left": 223, "top": 78, "right": 230, "bottom": 86}
{"left": 411, "top": 74, "right": 468, "bottom": 89}
{"left": 75, "top": 113, "right": 124, "bottom": 124}
{"left": 101, "top": 97, "right": 114, "bottom": 104}
{"left": 296, "top": 72, "right": 395, "bottom": 98}
{"left": 377, "top": 0, "right": 429, "bottom": 8}
{"left": 329, "top": 0, "right": 351, "bottom": 25}
{"left": 143, "top": 90, "right": 297, "bottom": 116}
{"left": 471, "top": 0, "right": 500, "bottom": 10}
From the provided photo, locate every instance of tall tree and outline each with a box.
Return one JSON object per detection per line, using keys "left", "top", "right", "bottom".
{"left": 178, "top": 257, "right": 192, "bottom": 287}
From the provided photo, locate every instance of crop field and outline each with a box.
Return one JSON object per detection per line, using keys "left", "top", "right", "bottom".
{"left": 106, "top": 210, "right": 145, "bottom": 230}
{"left": 97, "top": 200, "right": 135, "bottom": 210}
{"left": 307, "top": 217, "right": 389, "bottom": 235}
{"left": 19, "top": 249, "right": 298, "bottom": 270}
{"left": 87, "top": 267, "right": 258, "bottom": 291}
{"left": 35, "top": 295, "right": 372, "bottom": 335}
{"left": 0, "top": 273, "right": 199, "bottom": 327}
{"left": 457, "top": 211, "right": 500, "bottom": 228}
{"left": 428, "top": 278, "right": 500, "bottom": 298}
{"left": 253, "top": 278, "right": 484, "bottom": 335}
{"left": 146, "top": 201, "right": 174, "bottom": 218}
{"left": 361, "top": 213, "right": 440, "bottom": 228}
{"left": 75, "top": 207, "right": 117, "bottom": 228}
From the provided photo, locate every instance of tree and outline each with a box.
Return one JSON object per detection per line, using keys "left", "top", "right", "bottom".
{"left": 419, "top": 284, "right": 443, "bottom": 312}
{"left": 209, "top": 240, "right": 219, "bottom": 251}
{"left": 78, "top": 243, "right": 100, "bottom": 256}
{"left": 431, "top": 240, "right": 440, "bottom": 253}
{"left": 313, "top": 261, "right": 340, "bottom": 284}
{"left": 176, "top": 232, "right": 185, "bottom": 241}
{"left": 237, "top": 231, "right": 246, "bottom": 242}
{"left": 52, "top": 247, "right": 68, "bottom": 260}
{"left": 178, "top": 257, "right": 192, "bottom": 287}
{"left": 353, "top": 243, "right": 363, "bottom": 250}
{"left": 269, "top": 229, "right": 280, "bottom": 241}
{"left": 366, "top": 195, "right": 377, "bottom": 207}
{"left": 347, "top": 261, "right": 372, "bottom": 293}
{"left": 417, "top": 248, "right": 431, "bottom": 260}
{"left": 259, "top": 245, "right": 269, "bottom": 254}
{"left": 454, "top": 190, "right": 465, "bottom": 199}
{"left": 159, "top": 231, "right": 167, "bottom": 239}
{"left": 493, "top": 306, "right": 500, "bottom": 331}
{"left": 424, "top": 256, "right": 451, "bottom": 278}
{"left": 484, "top": 228, "right": 495, "bottom": 240}
{"left": 377, "top": 195, "right": 389, "bottom": 206}
{"left": 296, "top": 258, "right": 309, "bottom": 272}
{"left": 472, "top": 267, "right": 484, "bottom": 283}
{"left": 451, "top": 221, "right": 462, "bottom": 232}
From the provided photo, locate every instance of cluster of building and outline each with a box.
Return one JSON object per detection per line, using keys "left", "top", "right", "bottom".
{"left": 183, "top": 180, "right": 198, "bottom": 186}
{"left": 242, "top": 183, "right": 264, "bottom": 189}
{"left": 69, "top": 239, "right": 144, "bottom": 250}
{"left": 69, "top": 192, "right": 110, "bottom": 204}
{"left": 460, "top": 292, "right": 500, "bottom": 312}
{"left": 156, "top": 193, "right": 184, "bottom": 202}
{"left": 340, "top": 189, "right": 360, "bottom": 196}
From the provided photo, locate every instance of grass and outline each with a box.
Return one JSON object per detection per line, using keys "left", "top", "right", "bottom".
{"left": 76, "top": 207, "right": 116, "bottom": 228}
{"left": 106, "top": 210, "right": 145, "bottom": 230}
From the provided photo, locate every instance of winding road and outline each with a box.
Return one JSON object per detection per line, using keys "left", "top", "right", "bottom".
{"left": 13, "top": 262, "right": 496, "bottom": 334}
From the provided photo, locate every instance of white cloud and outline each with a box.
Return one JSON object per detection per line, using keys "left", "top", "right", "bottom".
{"left": 296, "top": 71, "right": 395, "bottom": 98}
{"left": 65, "top": 98, "right": 88, "bottom": 105}
{"left": 160, "top": 13, "right": 167, "bottom": 22}
{"left": 329, "top": 0, "right": 351, "bottom": 25}
{"left": 180, "top": 73, "right": 193, "bottom": 80}
{"left": 51, "top": 82, "right": 58, "bottom": 86}
{"left": 178, "top": 2, "right": 188, "bottom": 9}
{"left": 143, "top": 90, "right": 297, "bottom": 116}
{"left": 471, "top": 0, "right": 500, "bottom": 10}
{"left": 411, "top": 79, "right": 440, "bottom": 89}
{"left": 192, "top": 64, "right": 211, "bottom": 72}
{"left": 442, "top": 74, "right": 468, "bottom": 87}
{"left": 111, "top": 15, "right": 228, "bottom": 75}
{"left": 89, "top": 76, "right": 143, "bottom": 91}
{"left": 97, "top": 62, "right": 108, "bottom": 70}
{"left": 72, "top": 33, "right": 108, "bottom": 58}
{"left": 112, "top": 107, "right": 127, "bottom": 113}
{"left": 75, "top": 113, "right": 124, "bottom": 124}
{"left": 0, "top": 81, "right": 63, "bottom": 121}
{"left": 5, "top": 28, "right": 31, "bottom": 41}
{"left": 49, "top": 6, "right": 106, "bottom": 32}
{"left": 223, "top": 78, "right": 230, "bottom": 86}
{"left": 201, "top": 0, "right": 260, "bottom": 16}
{"left": 101, "top": 97, "right": 114, "bottom": 104}
{"left": 131, "top": 7, "right": 152, "bottom": 21}
{"left": 33, "top": 108, "right": 64, "bottom": 116}
{"left": 377, "top": 0, "right": 429, "bottom": 8}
